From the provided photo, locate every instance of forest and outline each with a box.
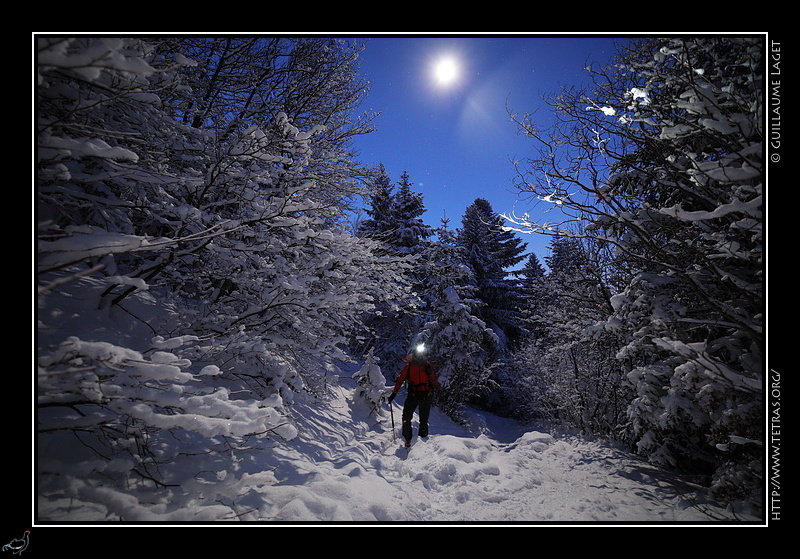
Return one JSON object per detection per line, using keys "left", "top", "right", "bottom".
{"left": 36, "top": 36, "right": 764, "bottom": 519}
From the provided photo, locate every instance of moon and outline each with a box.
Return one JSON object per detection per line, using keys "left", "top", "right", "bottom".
{"left": 432, "top": 56, "right": 460, "bottom": 87}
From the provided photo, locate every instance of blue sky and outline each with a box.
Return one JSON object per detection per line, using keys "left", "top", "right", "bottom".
{"left": 351, "top": 34, "right": 625, "bottom": 262}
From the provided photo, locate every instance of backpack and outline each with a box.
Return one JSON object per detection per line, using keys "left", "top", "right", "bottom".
{"left": 406, "top": 362, "right": 434, "bottom": 391}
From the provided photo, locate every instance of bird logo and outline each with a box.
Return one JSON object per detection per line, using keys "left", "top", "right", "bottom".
{"left": 2, "top": 531, "right": 29, "bottom": 555}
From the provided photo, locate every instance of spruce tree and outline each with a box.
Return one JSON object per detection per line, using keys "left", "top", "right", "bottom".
{"left": 420, "top": 286, "right": 498, "bottom": 421}
{"left": 359, "top": 169, "right": 432, "bottom": 257}
{"left": 358, "top": 164, "right": 396, "bottom": 244}
{"left": 420, "top": 217, "right": 479, "bottom": 319}
{"left": 392, "top": 171, "right": 434, "bottom": 255}
{"left": 355, "top": 170, "right": 433, "bottom": 364}
{"left": 352, "top": 350, "right": 388, "bottom": 417}
{"left": 515, "top": 253, "right": 547, "bottom": 337}
{"left": 456, "top": 198, "right": 527, "bottom": 349}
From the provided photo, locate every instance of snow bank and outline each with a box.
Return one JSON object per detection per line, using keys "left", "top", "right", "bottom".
{"left": 38, "top": 378, "right": 757, "bottom": 523}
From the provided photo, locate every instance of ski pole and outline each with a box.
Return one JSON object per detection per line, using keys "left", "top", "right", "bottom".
{"left": 389, "top": 400, "right": 396, "bottom": 442}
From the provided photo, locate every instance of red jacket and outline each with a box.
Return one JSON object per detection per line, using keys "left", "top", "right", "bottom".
{"left": 392, "top": 361, "right": 441, "bottom": 394}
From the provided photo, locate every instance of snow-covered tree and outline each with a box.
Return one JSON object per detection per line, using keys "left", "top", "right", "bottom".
{"left": 420, "top": 286, "right": 498, "bottom": 421}
{"left": 352, "top": 350, "right": 389, "bottom": 417}
{"left": 36, "top": 36, "right": 407, "bottom": 516}
{"left": 514, "top": 253, "right": 547, "bottom": 335}
{"left": 505, "top": 236, "right": 629, "bottom": 434}
{"left": 355, "top": 170, "right": 433, "bottom": 365}
{"left": 508, "top": 37, "right": 763, "bottom": 508}
{"left": 457, "top": 198, "right": 527, "bottom": 350}
{"left": 420, "top": 218, "right": 477, "bottom": 311}
{"left": 358, "top": 169, "right": 432, "bottom": 255}
{"left": 358, "top": 164, "right": 397, "bottom": 244}
{"left": 392, "top": 171, "right": 434, "bottom": 255}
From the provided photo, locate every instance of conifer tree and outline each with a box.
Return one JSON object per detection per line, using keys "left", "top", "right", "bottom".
{"left": 392, "top": 171, "right": 434, "bottom": 255}
{"left": 358, "top": 169, "right": 432, "bottom": 256}
{"left": 352, "top": 350, "right": 388, "bottom": 418}
{"left": 420, "top": 286, "right": 498, "bottom": 421}
{"left": 515, "top": 253, "right": 547, "bottom": 337}
{"left": 355, "top": 170, "right": 433, "bottom": 364}
{"left": 358, "top": 164, "right": 396, "bottom": 244}
{"left": 420, "top": 217, "right": 479, "bottom": 319}
{"left": 456, "top": 198, "right": 527, "bottom": 349}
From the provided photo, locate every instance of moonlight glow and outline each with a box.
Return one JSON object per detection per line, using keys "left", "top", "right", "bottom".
{"left": 432, "top": 56, "right": 459, "bottom": 87}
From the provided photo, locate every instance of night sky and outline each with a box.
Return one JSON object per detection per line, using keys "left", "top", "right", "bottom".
{"left": 352, "top": 34, "right": 626, "bottom": 262}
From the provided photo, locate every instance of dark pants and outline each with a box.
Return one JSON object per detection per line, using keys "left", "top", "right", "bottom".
{"left": 402, "top": 390, "right": 434, "bottom": 442}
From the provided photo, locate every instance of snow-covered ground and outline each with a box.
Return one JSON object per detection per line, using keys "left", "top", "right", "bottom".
{"left": 37, "top": 372, "right": 759, "bottom": 524}
{"left": 209, "top": 380, "right": 757, "bottom": 524}
{"left": 36, "top": 278, "right": 759, "bottom": 524}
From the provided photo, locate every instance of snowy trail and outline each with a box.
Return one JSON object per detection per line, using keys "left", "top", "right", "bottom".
{"left": 247, "top": 383, "right": 747, "bottom": 523}
{"left": 36, "top": 379, "right": 753, "bottom": 523}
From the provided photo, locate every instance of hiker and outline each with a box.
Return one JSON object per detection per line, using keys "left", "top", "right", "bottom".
{"left": 388, "top": 344, "right": 441, "bottom": 447}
